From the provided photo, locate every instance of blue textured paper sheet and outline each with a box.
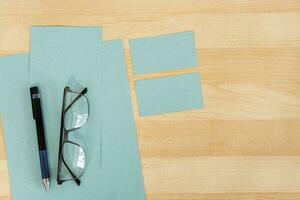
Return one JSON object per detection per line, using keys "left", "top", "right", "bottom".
{"left": 135, "top": 73, "right": 203, "bottom": 116}
{"left": 129, "top": 31, "right": 198, "bottom": 74}
{"left": 30, "top": 27, "right": 103, "bottom": 171}
{"left": 0, "top": 27, "right": 145, "bottom": 199}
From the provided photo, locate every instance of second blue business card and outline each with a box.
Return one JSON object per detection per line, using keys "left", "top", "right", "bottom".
{"left": 135, "top": 73, "right": 204, "bottom": 116}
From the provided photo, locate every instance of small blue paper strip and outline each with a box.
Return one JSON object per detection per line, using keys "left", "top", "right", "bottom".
{"left": 135, "top": 73, "right": 204, "bottom": 116}
{"left": 129, "top": 31, "right": 198, "bottom": 74}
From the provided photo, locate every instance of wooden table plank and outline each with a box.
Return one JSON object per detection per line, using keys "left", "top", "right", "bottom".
{"left": 137, "top": 120, "right": 300, "bottom": 156}
{"left": 148, "top": 193, "right": 300, "bottom": 200}
{"left": 143, "top": 157, "right": 300, "bottom": 193}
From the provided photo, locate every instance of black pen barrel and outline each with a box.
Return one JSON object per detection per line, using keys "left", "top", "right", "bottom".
{"left": 30, "top": 87, "right": 47, "bottom": 150}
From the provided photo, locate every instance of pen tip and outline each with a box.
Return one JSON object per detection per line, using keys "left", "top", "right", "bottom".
{"left": 43, "top": 178, "right": 50, "bottom": 191}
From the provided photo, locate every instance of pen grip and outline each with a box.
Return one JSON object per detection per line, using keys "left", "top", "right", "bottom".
{"left": 39, "top": 150, "right": 50, "bottom": 179}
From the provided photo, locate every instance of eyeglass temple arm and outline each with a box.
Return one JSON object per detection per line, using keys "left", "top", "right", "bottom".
{"left": 61, "top": 158, "right": 81, "bottom": 186}
{"left": 57, "top": 89, "right": 67, "bottom": 184}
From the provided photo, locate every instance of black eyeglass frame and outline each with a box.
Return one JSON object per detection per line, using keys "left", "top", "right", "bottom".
{"left": 57, "top": 86, "right": 89, "bottom": 186}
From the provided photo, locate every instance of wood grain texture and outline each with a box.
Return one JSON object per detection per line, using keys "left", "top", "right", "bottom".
{"left": 0, "top": 0, "right": 300, "bottom": 199}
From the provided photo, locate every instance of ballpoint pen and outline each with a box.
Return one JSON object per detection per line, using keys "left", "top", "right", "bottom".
{"left": 30, "top": 86, "right": 50, "bottom": 191}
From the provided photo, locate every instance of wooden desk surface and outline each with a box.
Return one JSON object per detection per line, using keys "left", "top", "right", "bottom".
{"left": 1, "top": 1, "right": 300, "bottom": 199}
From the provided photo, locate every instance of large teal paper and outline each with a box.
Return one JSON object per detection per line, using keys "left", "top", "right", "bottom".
{"left": 135, "top": 73, "right": 204, "bottom": 116}
{"left": 129, "top": 31, "right": 198, "bottom": 74}
{"left": 30, "top": 27, "right": 103, "bottom": 172}
{"left": 0, "top": 49, "right": 146, "bottom": 199}
{"left": 29, "top": 27, "right": 145, "bottom": 199}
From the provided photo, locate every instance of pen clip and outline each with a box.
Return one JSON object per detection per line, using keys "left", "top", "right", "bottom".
{"left": 30, "top": 87, "right": 38, "bottom": 120}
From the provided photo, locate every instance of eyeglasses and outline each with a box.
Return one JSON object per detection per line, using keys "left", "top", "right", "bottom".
{"left": 57, "top": 87, "right": 89, "bottom": 186}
